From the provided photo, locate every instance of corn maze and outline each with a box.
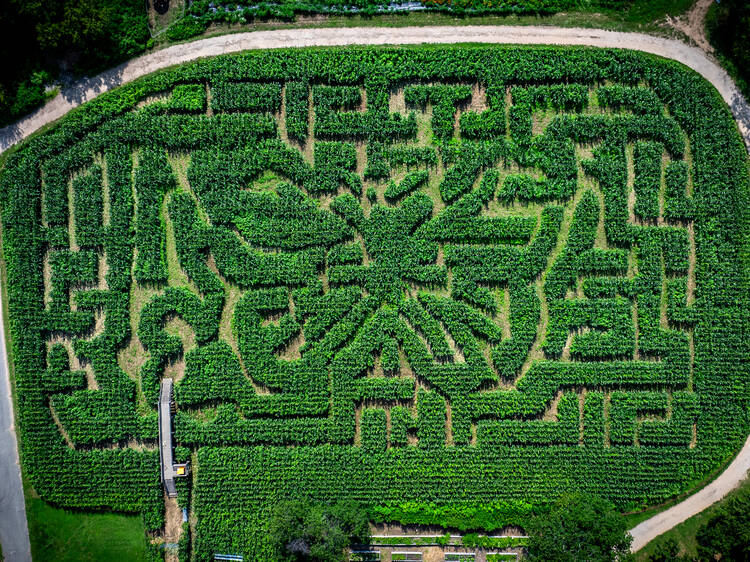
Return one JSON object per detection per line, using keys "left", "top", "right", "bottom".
{"left": 0, "top": 46, "right": 748, "bottom": 560}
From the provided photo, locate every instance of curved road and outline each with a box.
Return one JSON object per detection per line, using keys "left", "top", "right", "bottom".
{"left": 630, "top": 434, "right": 750, "bottom": 551}
{"left": 1, "top": 26, "right": 749, "bottom": 153}
{"left": 0, "top": 24, "right": 748, "bottom": 561}
{"left": 0, "top": 287, "right": 31, "bottom": 561}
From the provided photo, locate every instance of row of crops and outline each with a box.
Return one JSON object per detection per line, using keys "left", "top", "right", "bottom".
{"left": 0, "top": 45, "right": 748, "bottom": 560}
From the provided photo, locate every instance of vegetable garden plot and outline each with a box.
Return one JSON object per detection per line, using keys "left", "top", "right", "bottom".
{"left": 0, "top": 46, "right": 748, "bottom": 560}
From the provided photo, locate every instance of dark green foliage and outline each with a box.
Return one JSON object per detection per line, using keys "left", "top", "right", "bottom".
{"left": 706, "top": 0, "right": 750, "bottom": 100}
{"left": 526, "top": 493, "right": 633, "bottom": 562}
{"left": 647, "top": 537, "right": 680, "bottom": 562}
{"left": 0, "top": 0, "right": 149, "bottom": 125}
{"left": 267, "top": 499, "right": 370, "bottom": 562}
{"left": 1, "top": 45, "right": 748, "bottom": 562}
{"left": 695, "top": 484, "right": 750, "bottom": 561}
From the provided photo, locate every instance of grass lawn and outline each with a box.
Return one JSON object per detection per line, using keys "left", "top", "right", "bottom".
{"left": 26, "top": 494, "right": 147, "bottom": 562}
{"left": 634, "top": 476, "right": 750, "bottom": 560}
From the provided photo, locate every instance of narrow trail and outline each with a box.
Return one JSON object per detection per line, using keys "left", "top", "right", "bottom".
{"left": 665, "top": 0, "right": 715, "bottom": 53}
{"left": 0, "top": 19, "right": 748, "bottom": 561}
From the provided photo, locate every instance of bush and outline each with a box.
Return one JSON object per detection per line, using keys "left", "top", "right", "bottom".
{"left": 267, "top": 500, "right": 370, "bottom": 561}
{"left": 526, "top": 494, "right": 633, "bottom": 562}
{"left": 695, "top": 485, "right": 750, "bottom": 561}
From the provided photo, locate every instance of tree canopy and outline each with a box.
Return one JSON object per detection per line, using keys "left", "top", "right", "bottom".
{"left": 695, "top": 484, "right": 750, "bottom": 561}
{"left": 526, "top": 493, "right": 633, "bottom": 562}
{"left": 267, "top": 499, "right": 371, "bottom": 561}
{"left": 0, "top": 0, "right": 148, "bottom": 123}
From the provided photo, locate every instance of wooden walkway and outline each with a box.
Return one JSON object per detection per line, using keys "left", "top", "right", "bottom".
{"left": 159, "top": 378, "right": 178, "bottom": 497}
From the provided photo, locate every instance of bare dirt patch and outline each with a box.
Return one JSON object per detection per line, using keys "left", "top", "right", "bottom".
{"left": 389, "top": 86, "right": 406, "bottom": 113}
{"left": 664, "top": 0, "right": 714, "bottom": 54}
{"left": 163, "top": 493, "right": 182, "bottom": 562}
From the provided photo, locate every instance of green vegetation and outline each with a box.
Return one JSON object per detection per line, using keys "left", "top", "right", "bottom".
{"left": 526, "top": 493, "right": 633, "bottom": 561}
{"left": 26, "top": 494, "right": 146, "bottom": 562}
{"left": 637, "top": 477, "right": 750, "bottom": 561}
{"left": 0, "top": 44, "right": 748, "bottom": 560}
{"left": 0, "top": 0, "right": 701, "bottom": 129}
{"left": 487, "top": 555, "right": 517, "bottom": 562}
{"left": 706, "top": 0, "right": 750, "bottom": 100}
{"left": 0, "top": 0, "right": 149, "bottom": 126}
{"left": 694, "top": 486, "right": 750, "bottom": 560}
{"left": 172, "top": 0, "right": 692, "bottom": 40}
{"left": 267, "top": 500, "right": 370, "bottom": 561}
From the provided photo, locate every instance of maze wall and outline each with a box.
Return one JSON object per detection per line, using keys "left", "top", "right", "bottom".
{"left": 1, "top": 46, "right": 748, "bottom": 559}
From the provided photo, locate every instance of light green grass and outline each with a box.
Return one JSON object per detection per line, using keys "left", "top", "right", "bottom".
{"left": 26, "top": 493, "right": 147, "bottom": 562}
{"left": 634, "top": 476, "right": 750, "bottom": 560}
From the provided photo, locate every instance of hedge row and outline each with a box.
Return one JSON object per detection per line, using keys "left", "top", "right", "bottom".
{"left": 0, "top": 45, "right": 747, "bottom": 561}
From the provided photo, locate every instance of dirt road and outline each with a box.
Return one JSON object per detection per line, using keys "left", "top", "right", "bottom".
{"left": 0, "top": 22, "right": 748, "bottom": 560}
{"left": 630, "top": 434, "right": 750, "bottom": 551}
{"left": 0, "top": 25, "right": 749, "bottom": 154}
{"left": 666, "top": 0, "right": 715, "bottom": 53}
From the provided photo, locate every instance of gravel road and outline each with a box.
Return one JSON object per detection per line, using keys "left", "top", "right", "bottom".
{"left": 0, "top": 26, "right": 749, "bottom": 153}
{"left": 0, "top": 287, "right": 31, "bottom": 561}
{"left": 0, "top": 24, "right": 747, "bottom": 560}
{"left": 630, "top": 434, "right": 750, "bottom": 551}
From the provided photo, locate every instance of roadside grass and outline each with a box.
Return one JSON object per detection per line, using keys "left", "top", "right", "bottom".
{"left": 156, "top": 0, "right": 695, "bottom": 47}
{"left": 634, "top": 476, "right": 750, "bottom": 560}
{"left": 26, "top": 490, "right": 147, "bottom": 562}
{"left": 705, "top": 0, "right": 750, "bottom": 102}
{"left": 623, "top": 442, "right": 747, "bottom": 529}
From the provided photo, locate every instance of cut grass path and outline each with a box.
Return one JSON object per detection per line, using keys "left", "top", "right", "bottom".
{"left": 26, "top": 495, "right": 146, "bottom": 562}
{"left": 0, "top": 23, "right": 748, "bottom": 560}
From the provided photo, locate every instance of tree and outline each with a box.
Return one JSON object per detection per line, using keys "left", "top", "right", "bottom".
{"left": 0, "top": 0, "right": 149, "bottom": 124}
{"left": 706, "top": 0, "right": 750, "bottom": 92}
{"left": 647, "top": 537, "right": 681, "bottom": 562}
{"left": 526, "top": 493, "right": 633, "bottom": 562}
{"left": 267, "top": 499, "right": 370, "bottom": 561}
{"left": 695, "top": 485, "right": 750, "bottom": 561}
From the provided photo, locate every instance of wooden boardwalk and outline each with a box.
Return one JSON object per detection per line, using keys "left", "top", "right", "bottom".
{"left": 159, "top": 378, "right": 178, "bottom": 497}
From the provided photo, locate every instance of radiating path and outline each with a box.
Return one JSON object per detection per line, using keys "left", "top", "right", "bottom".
{"left": 0, "top": 284, "right": 31, "bottom": 562}
{"left": 0, "top": 24, "right": 748, "bottom": 560}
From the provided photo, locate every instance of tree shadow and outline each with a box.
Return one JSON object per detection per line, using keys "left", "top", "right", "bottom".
{"left": 0, "top": 65, "right": 126, "bottom": 153}
{"left": 730, "top": 91, "right": 750, "bottom": 151}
